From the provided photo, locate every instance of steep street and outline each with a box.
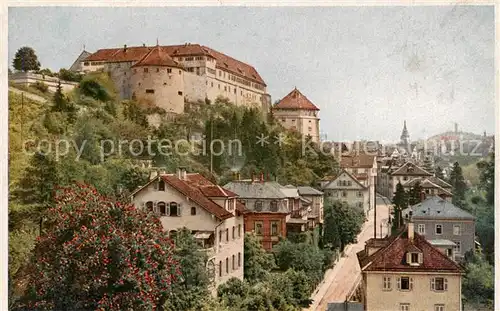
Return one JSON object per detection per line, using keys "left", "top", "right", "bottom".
{"left": 306, "top": 196, "right": 391, "bottom": 311}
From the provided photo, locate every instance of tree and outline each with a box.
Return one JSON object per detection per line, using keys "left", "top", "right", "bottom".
{"left": 243, "top": 233, "right": 276, "bottom": 284}
{"left": 392, "top": 182, "right": 407, "bottom": 230}
{"left": 407, "top": 181, "right": 423, "bottom": 206}
{"left": 449, "top": 161, "right": 467, "bottom": 207}
{"left": 20, "top": 184, "right": 180, "bottom": 310}
{"left": 477, "top": 152, "right": 494, "bottom": 206}
{"left": 58, "top": 68, "right": 82, "bottom": 82}
{"left": 435, "top": 166, "right": 445, "bottom": 180}
{"left": 322, "top": 200, "right": 364, "bottom": 252}
{"left": 13, "top": 46, "right": 41, "bottom": 72}
{"left": 164, "top": 228, "right": 211, "bottom": 311}
{"left": 462, "top": 252, "right": 494, "bottom": 308}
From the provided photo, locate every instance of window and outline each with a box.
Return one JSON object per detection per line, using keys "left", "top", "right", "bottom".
{"left": 191, "top": 207, "right": 196, "bottom": 215}
{"left": 218, "top": 84, "right": 220, "bottom": 89}
{"left": 219, "top": 230, "right": 222, "bottom": 242}
{"left": 342, "top": 191, "right": 347, "bottom": 197}
{"left": 453, "top": 241, "right": 461, "bottom": 254}
{"left": 84, "top": 62, "right": 89, "bottom": 66}
{"left": 446, "top": 248, "right": 453, "bottom": 257}
{"left": 225, "top": 258, "right": 229, "bottom": 273}
{"left": 347, "top": 181, "right": 352, "bottom": 186}
{"left": 410, "top": 253, "right": 419, "bottom": 263}
{"left": 158, "top": 202, "right": 166, "bottom": 216}
{"left": 232, "top": 226, "right": 235, "bottom": 239}
{"left": 146, "top": 89, "right": 156, "bottom": 94}
{"left": 254, "top": 221, "right": 263, "bottom": 235}
{"left": 219, "top": 70, "right": 222, "bottom": 76}
{"left": 397, "top": 277, "right": 413, "bottom": 291}
{"left": 144, "top": 68, "right": 148, "bottom": 73}
{"left": 431, "top": 277, "right": 448, "bottom": 291}
{"left": 167, "top": 68, "right": 172, "bottom": 73}
{"left": 234, "top": 88, "right": 236, "bottom": 94}
{"left": 453, "top": 225, "right": 461, "bottom": 235}
{"left": 403, "top": 176, "right": 408, "bottom": 181}
{"left": 435, "top": 224, "right": 443, "bottom": 235}
{"left": 156, "top": 68, "right": 160, "bottom": 72}
{"left": 232, "top": 255, "right": 235, "bottom": 270}
{"left": 146, "top": 201, "right": 154, "bottom": 212}
{"left": 226, "top": 228, "right": 229, "bottom": 242}
{"left": 357, "top": 191, "right": 363, "bottom": 197}
{"left": 434, "top": 304, "right": 445, "bottom": 311}
{"left": 400, "top": 303, "right": 410, "bottom": 311}
{"left": 238, "top": 252, "right": 241, "bottom": 267}
{"left": 241, "top": 90, "right": 243, "bottom": 95}
{"left": 271, "top": 221, "right": 279, "bottom": 236}
{"left": 238, "top": 224, "right": 242, "bottom": 237}
{"left": 270, "top": 200, "right": 278, "bottom": 212}
{"left": 308, "top": 127, "right": 312, "bottom": 131}
{"left": 291, "top": 119, "right": 295, "bottom": 122}
{"left": 224, "top": 86, "right": 227, "bottom": 91}
{"left": 382, "top": 276, "right": 392, "bottom": 291}
{"left": 219, "top": 260, "right": 222, "bottom": 277}
{"left": 169, "top": 202, "right": 180, "bottom": 216}
{"left": 255, "top": 201, "right": 263, "bottom": 211}
{"left": 211, "top": 82, "right": 214, "bottom": 87}
{"left": 179, "top": 70, "right": 182, "bottom": 74}
{"left": 133, "top": 69, "right": 137, "bottom": 74}
{"left": 281, "top": 118, "right": 286, "bottom": 122}
{"left": 417, "top": 224, "right": 426, "bottom": 234}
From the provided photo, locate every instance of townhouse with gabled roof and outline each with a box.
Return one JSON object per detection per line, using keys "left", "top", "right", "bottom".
{"left": 356, "top": 220, "right": 463, "bottom": 311}
{"left": 297, "top": 186, "right": 324, "bottom": 227}
{"left": 272, "top": 88, "right": 321, "bottom": 143}
{"left": 130, "top": 167, "right": 247, "bottom": 293}
{"left": 401, "top": 176, "right": 453, "bottom": 201}
{"left": 379, "top": 161, "right": 433, "bottom": 199}
{"left": 402, "top": 196, "right": 476, "bottom": 262}
{"left": 340, "top": 153, "right": 377, "bottom": 213}
{"left": 73, "top": 43, "right": 271, "bottom": 118}
{"left": 322, "top": 169, "right": 370, "bottom": 216}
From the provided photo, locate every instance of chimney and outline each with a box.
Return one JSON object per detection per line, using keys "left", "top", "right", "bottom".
{"left": 420, "top": 191, "right": 426, "bottom": 202}
{"left": 408, "top": 211, "right": 414, "bottom": 242}
{"left": 124, "top": 44, "right": 127, "bottom": 51}
{"left": 143, "top": 43, "right": 146, "bottom": 47}
{"left": 177, "top": 167, "right": 187, "bottom": 180}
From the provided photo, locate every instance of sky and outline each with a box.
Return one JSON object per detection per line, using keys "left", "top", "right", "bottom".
{"left": 8, "top": 6, "right": 495, "bottom": 142}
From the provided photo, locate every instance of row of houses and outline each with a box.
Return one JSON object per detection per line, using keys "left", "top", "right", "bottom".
{"left": 129, "top": 167, "right": 325, "bottom": 293}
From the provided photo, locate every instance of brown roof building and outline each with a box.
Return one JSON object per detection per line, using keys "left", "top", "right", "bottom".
{"left": 272, "top": 88, "right": 321, "bottom": 143}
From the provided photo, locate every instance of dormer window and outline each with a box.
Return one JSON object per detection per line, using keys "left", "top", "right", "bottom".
{"left": 158, "top": 179, "right": 165, "bottom": 191}
{"left": 407, "top": 251, "right": 423, "bottom": 265}
{"left": 270, "top": 200, "right": 278, "bottom": 212}
{"left": 255, "top": 201, "right": 263, "bottom": 211}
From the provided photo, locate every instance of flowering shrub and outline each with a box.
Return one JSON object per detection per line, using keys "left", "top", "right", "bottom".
{"left": 24, "top": 183, "right": 180, "bottom": 310}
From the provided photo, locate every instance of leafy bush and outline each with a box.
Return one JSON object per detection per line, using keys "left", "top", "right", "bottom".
{"left": 31, "top": 81, "right": 48, "bottom": 93}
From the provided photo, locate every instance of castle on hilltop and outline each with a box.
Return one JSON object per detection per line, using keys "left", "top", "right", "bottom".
{"left": 71, "top": 43, "right": 271, "bottom": 117}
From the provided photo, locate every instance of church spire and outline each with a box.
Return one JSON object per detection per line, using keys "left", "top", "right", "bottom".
{"left": 400, "top": 120, "right": 409, "bottom": 141}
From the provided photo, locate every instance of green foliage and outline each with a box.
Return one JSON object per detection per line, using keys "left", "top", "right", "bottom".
{"left": 9, "top": 229, "right": 37, "bottom": 278}
{"left": 323, "top": 199, "right": 364, "bottom": 251}
{"left": 13, "top": 46, "right": 40, "bottom": 72}
{"left": 449, "top": 161, "right": 467, "bottom": 207}
{"left": 392, "top": 182, "right": 407, "bottom": 230}
{"left": 244, "top": 233, "right": 276, "bottom": 284}
{"left": 477, "top": 152, "right": 494, "bottom": 206}
{"left": 31, "top": 81, "right": 48, "bottom": 93}
{"left": 407, "top": 181, "right": 423, "bottom": 206}
{"left": 36, "top": 68, "right": 55, "bottom": 77}
{"left": 435, "top": 166, "right": 445, "bottom": 180}
{"left": 164, "top": 228, "right": 211, "bottom": 311}
{"left": 462, "top": 252, "right": 494, "bottom": 308}
{"left": 18, "top": 184, "right": 180, "bottom": 310}
{"left": 58, "top": 68, "right": 83, "bottom": 82}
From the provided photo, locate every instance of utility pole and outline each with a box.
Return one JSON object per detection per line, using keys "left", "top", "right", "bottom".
{"left": 374, "top": 182, "right": 377, "bottom": 238}
{"left": 20, "top": 92, "right": 24, "bottom": 142}
{"left": 210, "top": 115, "right": 214, "bottom": 176}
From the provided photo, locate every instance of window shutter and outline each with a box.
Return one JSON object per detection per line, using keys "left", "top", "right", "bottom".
{"left": 177, "top": 204, "right": 181, "bottom": 216}
{"left": 418, "top": 253, "right": 423, "bottom": 264}
{"left": 397, "top": 278, "right": 401, "bottom": 290}
{"left": 388, "top": 277, "right": 391, "bottom": 289}
{"left": 153, "top": 201, "right": 158, "bottom": 213}
{"left": 406, "top": 252, "right": 411, "bottom": 264}
{"left": 409, "top": 278, "right": 414, "bottom": 290}
{"left": 166, "top": 203, "right": 170, "bottom": 216}
{"left": 444, "top": 278, "right": 448, "bottom": 290}
{"left": 430, "top": 278, "right": 435, "bottom": 290}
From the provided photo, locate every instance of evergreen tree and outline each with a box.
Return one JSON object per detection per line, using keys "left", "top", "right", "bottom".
{"left": 449, "top": 161, "right": 467, "bottom": 206}
{"left": 407, "top": 181, "right": 423, "bottom": 206}
{"left": 477, "top": 152, "right": 494, "bottom": 206}
{"left": 435, "top": 166, "right": 445, "bottom": 180}
{"left": 392, "top": 182, "right": 407, "bottom": 231}
{"left": 12, "top": 46, "right": 41, "bottom": 72}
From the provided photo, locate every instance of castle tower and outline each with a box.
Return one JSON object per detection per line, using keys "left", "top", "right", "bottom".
{"left": 130, "top": 46, "right": 185, "bottom": 117}
{"left": 271, "top": 87, "right": 320, "bottom": 143}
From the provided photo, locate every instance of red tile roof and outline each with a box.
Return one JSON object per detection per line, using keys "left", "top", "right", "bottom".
{"left": 83, "top": 43, "right": 266, "bottom": 85}
{"left": 132, "top": 46, "right": 182, "bottom": 68}
{"left": 391, "top": 162, "right": 433, "bottom": 176}
{"left": 273, "top": 88, "right": 320, "bottom": 111}
{"left": 202, "top": 45, "right": 266, "bottom": 86}
{"left": 358, "top": 227, "right": 462, "bottom": 273}
{"left": 161, "top": 175, "right": 233, "bottom": 220}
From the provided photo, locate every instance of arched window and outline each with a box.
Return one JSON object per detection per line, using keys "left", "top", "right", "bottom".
{"left": 238, "top": 252, "right": 241, "bottom": 267}
{"left": 219, "top": 261, "right": 222, "bottom": 277}
{"left": 191, "top": 207, "right": 196, "bottom": 215}
{"left": 169, "top": 202, "right": 179, "bottom": 216}
{"left": 232, "top": 226, "right": 235, "bottom": 239}
{"left": 225, "top": 258, "right": 229, "bottom": 273}
{"left": 146, "top": 201, "right": 154, "bottom": 212}
{"left": 158, "top": 180, "right": 165, "bottom": 191}
{"left": 158, "top": 202, "right": 166, "bottom": 215}
{"left": 232, "top": 255, "right": 235, "bottom": 270}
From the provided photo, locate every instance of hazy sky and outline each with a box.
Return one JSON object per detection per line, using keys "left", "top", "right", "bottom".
{"left": 8, "top": 6, "right": 495, "bottom": 142}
